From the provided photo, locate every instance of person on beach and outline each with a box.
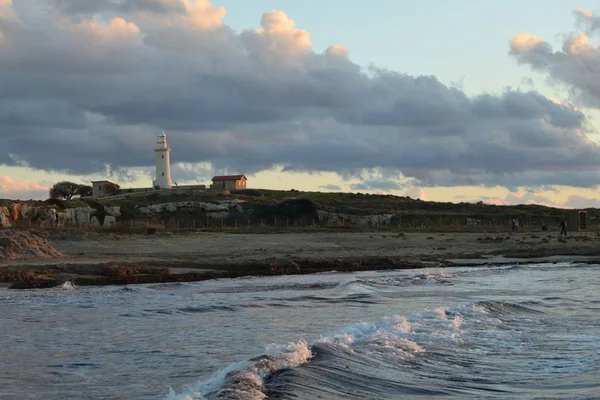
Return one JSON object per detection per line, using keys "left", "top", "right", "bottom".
{"left": 511, "top": 219, "right": 516, "bottom": 232}
{"left": 514, "top": 219, "right": 519, "bottom": 232}
{"left": 559, "top": 220, "right": 567, "bottom": 236}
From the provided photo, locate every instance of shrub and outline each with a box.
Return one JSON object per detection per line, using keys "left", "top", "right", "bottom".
{"left": 231, "top": 189, "right": 263, "bottom": 197}
{"left": 45, "top": 198, "right": 68, "bottom": 209}
{"left": 254, "top": 198, "right": 318, "bottom": 219}
{"left": 49, "top": 181, "right": 80, "bottom": 200}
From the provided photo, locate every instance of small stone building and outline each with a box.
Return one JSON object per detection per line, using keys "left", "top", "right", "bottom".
{"left": 210, "top": 175, "right": 247, "bottom": 190}
{"left": 91, "top": 180, "right": 120, "bottom": 197}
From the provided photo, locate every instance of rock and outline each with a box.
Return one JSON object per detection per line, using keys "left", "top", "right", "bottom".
{"left": 104, "top": 206, "right": 121, "bottom": 217}
{"left": 0, "top": 229, "right": 63, "bottom": 260}
{"left": 104, "top": 216, "right": 117, "bottom": 228}
{"left": 137, "top": 201, "right": 245, "bottom": 216}
{"left": 9, "top": 279, "right": 61, "bottom": 289}
{"left": 18, "top": 203, "right": 32, "bottom": 219}
{"left": 0, "top": 206, "right": 11, "bottom": 228}
{"left": 317, "top": 210, "right": 396, "bottom": 227}
{"left": 65, "top": 207, "right": 94, "bottom": 226}
{"left": 208, "top": 212, "right": 230, "bottom": 219}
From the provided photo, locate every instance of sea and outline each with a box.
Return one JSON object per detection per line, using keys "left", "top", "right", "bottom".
{"left": 1, "top": 261, "right": 599, "bottom": 399}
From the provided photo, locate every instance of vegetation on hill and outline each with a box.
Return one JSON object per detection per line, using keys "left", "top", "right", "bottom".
{"left": 1, "top": 188, "right": 591, "bottom": 228}
{"left": 60, "top": 189, "right": 585, "bottom": 223}
{"left": 49, "top": 181, "right": 92, "bottom": 200}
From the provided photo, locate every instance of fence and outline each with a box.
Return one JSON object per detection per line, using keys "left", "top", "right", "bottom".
{"left": 7, "top": 215, "right": 594, "bottom": 233}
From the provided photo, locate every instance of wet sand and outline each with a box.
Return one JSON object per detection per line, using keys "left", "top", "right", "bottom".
{"left": 2, "top": 230, "right": 599, "bottom": 289}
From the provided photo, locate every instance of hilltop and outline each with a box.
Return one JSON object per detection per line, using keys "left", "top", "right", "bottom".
{"left": 0, "top": 188, "right": 590, "bottom": 230}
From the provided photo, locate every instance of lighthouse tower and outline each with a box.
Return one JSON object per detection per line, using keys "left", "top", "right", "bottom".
{"left": 153, "top": 132, "right": 172, "bottom": 189}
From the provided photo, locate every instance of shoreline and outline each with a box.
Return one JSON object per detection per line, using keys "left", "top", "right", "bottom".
{"left": 2, "top": 231, "right": 600, "bottom": 289}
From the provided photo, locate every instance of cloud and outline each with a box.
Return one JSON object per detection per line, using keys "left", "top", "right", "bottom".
{"left": 0, "top": 1, "right": 599, "bottom": 190}
{"left": 320, "top": 184, "right": 341, "bottom": 191}
{"left": 405, "top": 186, "right": 428, "bottom": 201}
{"left": 49, "top": 0, "right": 188, "bottom": 15}
{"left": 0, "top": 175, "right": 49, "bottom": 200}
{"left": 510, "top": 9, "right": 600, "bottom": 108}
{"left": 351, "top": 179, "right": 403, "bottom": 192}
{"left": 564, "top": 194, "right": 600, "bottom": 208}
{"left": 474, "top": 190, "right": 564, "bottom": 208}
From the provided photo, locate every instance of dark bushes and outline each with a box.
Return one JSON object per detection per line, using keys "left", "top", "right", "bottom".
{"left": 254, "top": 198, "right": 318, "bottom": 219}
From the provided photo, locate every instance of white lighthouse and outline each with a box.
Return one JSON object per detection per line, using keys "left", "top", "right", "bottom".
{"left": 153, "top": 132, "right": 172, "bottom": 189}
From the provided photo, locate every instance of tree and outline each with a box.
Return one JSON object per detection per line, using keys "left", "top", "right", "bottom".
{"left": 49, "top": 181, "right": 80, "bottom": 200}
{"left": 75, "top": 184, "right": 92, "bottom": 197}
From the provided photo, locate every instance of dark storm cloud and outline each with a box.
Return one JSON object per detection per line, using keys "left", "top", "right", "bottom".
{"left": 1, "top": 1, "right": 599, "bottom": 188}
{"left": 49, "top": 0, "right": 186, "bottom": 15}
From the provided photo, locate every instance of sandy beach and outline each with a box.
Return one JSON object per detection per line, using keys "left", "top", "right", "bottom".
{"left": 2, "top": 230, "right": 600, "bottom": 289}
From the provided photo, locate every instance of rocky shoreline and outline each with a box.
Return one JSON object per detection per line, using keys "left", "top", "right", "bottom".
{"left": 2, "top": 230, "right": 600, "bottom": 290}
{"left": 2, "top": 256, "right": 453, "bottom": 289}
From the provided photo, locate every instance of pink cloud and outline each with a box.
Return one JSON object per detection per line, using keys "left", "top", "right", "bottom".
{"left": 406, "top": 186, "right": 428, "bottom": 201}
{"left": 0, "top": 176, "right": 49, "bottom": 200}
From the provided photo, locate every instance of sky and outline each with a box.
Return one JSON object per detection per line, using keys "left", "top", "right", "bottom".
{"left": 2, "top": 0, "right": 600, "bottom": 208}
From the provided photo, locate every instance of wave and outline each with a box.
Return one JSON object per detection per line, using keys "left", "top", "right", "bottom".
{"left": 165, "top": 307, "right": 466, "bottom": 400}
{"left": 178, "top": 306, "right": 238, "bottom": 314}
{"left": 164, "top": 297, "right": 586, "bottom": 400}
{"left": 166, "top": 341, "right": 311, "bottom": 400}
{"left": 331, "top": 270, "right": 458, "bottom": 294}
{"left": 474, "top": 300, "right": 543, "bottom": 316}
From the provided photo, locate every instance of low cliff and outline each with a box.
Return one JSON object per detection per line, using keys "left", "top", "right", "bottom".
{"left": 0, "top": 202, "right": 122, "bottom": 228}
{"left": 0, "top": 188, "right": 576, "bottom": 229}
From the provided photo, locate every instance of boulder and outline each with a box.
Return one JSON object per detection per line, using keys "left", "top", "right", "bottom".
{"left": 65, "top": 207, "right": 94, "bottom": 226}
{"left": 137, "top": 201, "right": 245, "bottom": 215}
{"left": 104, "top": 206, "right": 121, "bottom": 217}
{"left": 104, "top": 216, "right": 117, "bottom": 228}
{"left": 317, "top": 210, "right": 396, "bottom": 226}
{"left": 0, "top": 206, "right": 11, "bottom": 228}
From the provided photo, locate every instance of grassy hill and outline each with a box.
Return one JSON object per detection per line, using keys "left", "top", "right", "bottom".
{"left": 3, "top": 189, "right": 592, "bottom": 230}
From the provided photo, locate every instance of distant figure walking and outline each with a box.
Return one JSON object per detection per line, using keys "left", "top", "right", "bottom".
{"left": 511, "top": 219, "right": 516, "bottom": 232}
{"left": 559, "top": 220, "right": 567, "bottom": 236}
{"left": 514, "top": 219, "right": 519, "bottom": 232}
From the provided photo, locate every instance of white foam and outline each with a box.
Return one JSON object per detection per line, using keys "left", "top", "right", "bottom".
{"left": 434, "top": 307, "right": 448, "bottom": 320}
{"left": 451, "top": 315, "right": 464, "bottom": 329}
{"left": 319, "top": 314, "right": 422, "bottom": 363}
{"left": 55, "top": 281, "right": 76, "bottom": 290}
{"left": 165, "top": 340, "right": 311, "bottom": 400}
